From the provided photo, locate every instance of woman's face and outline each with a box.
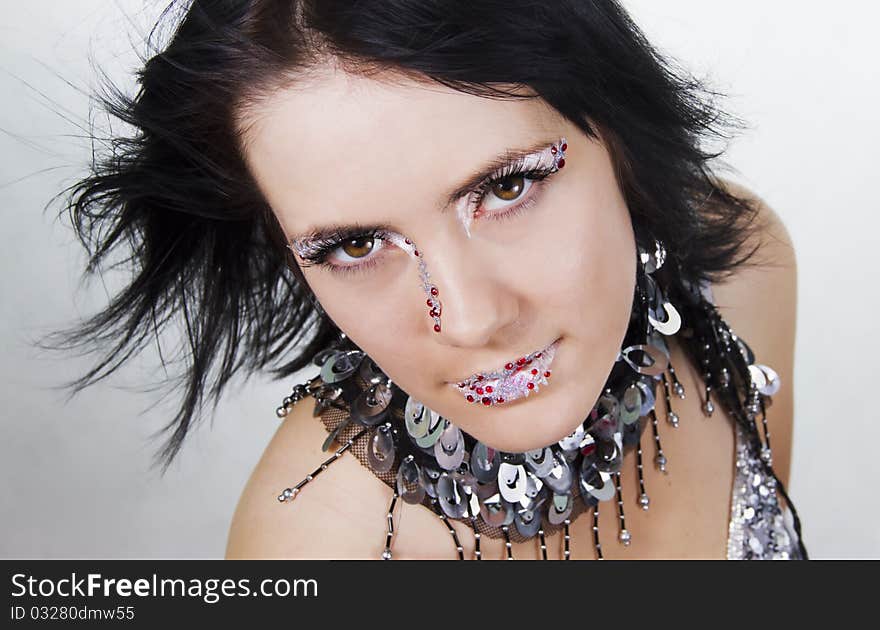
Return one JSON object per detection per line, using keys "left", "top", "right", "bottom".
{"left": 239, "top": 68, "right": 636, "bottom": 452}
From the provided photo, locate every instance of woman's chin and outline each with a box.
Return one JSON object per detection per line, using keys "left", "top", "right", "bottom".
{"left": 443, "top": 388, "right": 592, "bottom": 453}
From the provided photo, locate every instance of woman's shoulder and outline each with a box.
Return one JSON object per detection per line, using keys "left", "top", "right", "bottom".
{"left": 708, "top": 178, "right": 798, "bottom": 489}
{"left": 714, "top": 178, "right": 797, "bottom": 277}
{"left": 225, "top": 389, "right": 393, "bottom": 559}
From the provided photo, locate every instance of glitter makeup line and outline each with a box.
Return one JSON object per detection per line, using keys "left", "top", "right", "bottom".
{"left": 287, "top": 137, "right": 567, "bottom": 335}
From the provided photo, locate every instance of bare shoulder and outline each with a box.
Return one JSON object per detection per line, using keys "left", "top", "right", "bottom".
{"left": 224, "top": 391, "right": 393, "bottom": 559}
{"left": 708, "top": 178, "right": 798, "bottom": 488}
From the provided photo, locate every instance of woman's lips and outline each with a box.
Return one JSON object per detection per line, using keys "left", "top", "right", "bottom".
{"left": 448, "top": 339, "right": 560, "bottom": 406}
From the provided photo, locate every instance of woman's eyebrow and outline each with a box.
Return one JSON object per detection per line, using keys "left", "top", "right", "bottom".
{"left": 288, "top": 137, "right": 557, "bottom": 248}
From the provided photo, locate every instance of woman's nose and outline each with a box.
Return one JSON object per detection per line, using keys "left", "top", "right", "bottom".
{"left": 404, "top": 236, "right": 519, "bottom": 348}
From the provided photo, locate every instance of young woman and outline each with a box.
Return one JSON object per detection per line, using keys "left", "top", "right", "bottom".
{"left": 52, "top": 0, "right": 806, "bottom": 559}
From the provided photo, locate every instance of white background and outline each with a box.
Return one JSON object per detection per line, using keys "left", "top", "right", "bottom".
{"left": 1, "top": 1, "right": 877, "bottom": 558}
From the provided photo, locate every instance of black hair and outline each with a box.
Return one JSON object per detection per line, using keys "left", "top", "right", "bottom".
{"left": 41, "top": 0, "right": 770, "bottom": 474}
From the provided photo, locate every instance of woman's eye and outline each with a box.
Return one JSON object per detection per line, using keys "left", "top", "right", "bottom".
{"left": 340, "top": 236, "right": 375, "bottom": 259}
{"left": 327, "top": 235, "right": 383, "bottom": 267}
{"left": 489, "top": 175, "right": 527, "bottom": 202}
{"left": 479, "top": 174, "right": 538, "bottom": 213}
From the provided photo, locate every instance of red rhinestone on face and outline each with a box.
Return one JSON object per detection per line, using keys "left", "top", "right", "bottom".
{"left": 505, "top": 362, "right": 514, "bottom": 370}
{"left": 426, "top": 299, "right": 433, "bottom": 306}
{"left": 496, "top": 397, "right": 504, "bottom": 403}
{"left": 404, "top": 238, "right": 411, "bottom": 244}
{"left": 430, "top": 287, "right": 439, "bottom": 296}
{"left": 414, "top": 250, "right": 420, "bottom": 257}
{"left": 476, "top": 387, "right": 484, "bottom": 395}
{"left": 544, "top": 370, "right": 551, "bottom": 377}
{"left": 531, "top": 369, "right": 538, "bottom": 375}
{"left": 536, "top": 352, "right": 542, "bottom": 358}
{"left": 557, "top": 158, "right": 565, "bottom": 168}
{"left": 550, "top": 146, "right": 557, "bottom": 154}
{"left": 561, "top": 143, "right": 568, "bottom": 151}
{"left": 466, "top": 394, "right": 474, "bottom": 402}
{"left": 485, "top": 386, "right": 493, "bottom": 393}
{"left": 481, "top": 397, "right": 491, "bottom": 405}
{"left": 433, "top": 324, "right": 441, "bottom": 332}
{"left": 477, "top": 375, "right": 484, "bottom": 381}
{"left": 517, "top": 358, "right": 526, "bottom": 365}
{"left": 458, "top": 382, "right": 465, "bottom": 388}
{"left": 527, "top": 383, "right": 535, "bottom": 390}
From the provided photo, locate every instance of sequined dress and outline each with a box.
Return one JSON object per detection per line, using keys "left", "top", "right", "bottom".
{"left": 728, "top": 422, "right": 803, "bottom": 559}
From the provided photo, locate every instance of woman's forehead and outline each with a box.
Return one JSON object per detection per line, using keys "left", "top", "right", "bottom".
{"left": 239, "top": 68, "right": 566, "bottom": 235}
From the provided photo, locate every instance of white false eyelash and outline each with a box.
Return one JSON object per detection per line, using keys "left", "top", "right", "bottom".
{"left": 457, "top": 138, "right": 566, "bottom": 239}
{"left": 289, "top": 136, "right": 568, "bottom": 262}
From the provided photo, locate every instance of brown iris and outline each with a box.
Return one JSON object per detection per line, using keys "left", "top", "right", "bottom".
{"left": 341, "top": 236, "right": 374, "bottom": 259}
{"left": 491, "top": 175, "right": 525, "bottom": 201}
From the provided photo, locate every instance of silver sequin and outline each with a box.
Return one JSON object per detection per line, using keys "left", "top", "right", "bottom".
{"left": 727, "top": 423, "right": 803, "bottom": 560}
